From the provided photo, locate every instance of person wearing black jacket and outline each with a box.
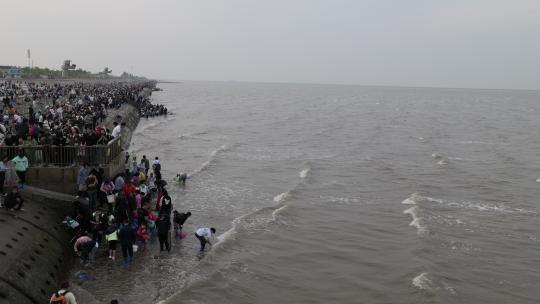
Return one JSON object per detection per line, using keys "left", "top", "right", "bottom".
{"left": 4, "top": 187, "right": 23, "bottom": 210}
{"left": 156, "top": 214, "right": 171, "bottom": 252}
{"left": 118, "top": 219, "right": 136, "bottom": 266}
{"left": 173, "top": 211, "right": 191, "bottom": 239}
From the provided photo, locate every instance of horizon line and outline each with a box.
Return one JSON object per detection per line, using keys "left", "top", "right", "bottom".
{"left": 153, "top": 78, "right": 540, "bottom": 92}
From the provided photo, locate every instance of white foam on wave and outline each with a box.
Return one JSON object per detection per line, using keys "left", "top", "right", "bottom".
{"left": 139, "top": 121, "right": 161, "bottom": 132}
{"left": 212, "top": 144, "right": 227, "bottom": 156}
{"left": 449, "top": 201, "right": 535, "bottom": 214}
{"left": 215, "top": 203, "right": 287, "bottom": 248}
{"left": 214, "top": 225, "right": 237, "bottom": 248}
{"left": 437, "top": 160, "right": 447, "bottom": 166}
{"left": 272, "top": 204, "right": 288, "bottom": 220}
{"left": 401, "top": 194, "right": 419, "bottom": 205}
{"left": 404, "top": 193, "right": 534, "bottom": 214}
{"left": 404, "top": 206, "right": 427, "bottom": 236}
{"left": 412, "top": 272, "right": 456, "bottom": 295}
{"left": 431, "top": 153, "right": 442, "bottom": 159}
{"left": 273, "top": 192, "right": 289, "bottom": 202}
{"left": 191, "top": 161, "right": 210, "bottom": 177}
{"left": 189, "top": 145, "right": 228, "bottom": 177}
{"left": 299, "top": 167, "right": 310, "bottom": 179}
{"left": 412, "top": 272, "right": 433, "bottom": 291}
{"left": 459, "top": 140, "right": 510, "bottom": 146}
{"left": 320, "top": 195, "right": 361, "bottom": 205}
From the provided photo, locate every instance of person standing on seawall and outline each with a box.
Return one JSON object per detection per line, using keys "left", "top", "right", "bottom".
{"left": 0, "top": 155, "right": 8, "bottom": 194}
{"left": 77, "top": 163, "right": 90, "bottom": 198}
{"left": 111, "top": 122, "right": 122, "bottom": 139}
{"left": 11, "top": 151, "right": 28, "bottom": 189}
{"left": 86, "top": 171, "right": 98, "bottom": 211}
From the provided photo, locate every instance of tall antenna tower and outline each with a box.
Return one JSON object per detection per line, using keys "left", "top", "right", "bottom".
{"left": 27, "top": 49, "right": 31, "bottom": 68}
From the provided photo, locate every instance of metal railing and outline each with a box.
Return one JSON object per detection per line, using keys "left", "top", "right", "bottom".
{"left": 0, "top": 137, "right": 122, "bottom": 167}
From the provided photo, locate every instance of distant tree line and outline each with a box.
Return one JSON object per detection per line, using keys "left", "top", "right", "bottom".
{"left": 21, "top": 66, "right": 93, "bottom": 78}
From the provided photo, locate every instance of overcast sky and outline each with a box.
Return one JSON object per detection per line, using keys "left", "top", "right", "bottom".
{"left": 1, "top": 0, "right": 539, "bottom": 89}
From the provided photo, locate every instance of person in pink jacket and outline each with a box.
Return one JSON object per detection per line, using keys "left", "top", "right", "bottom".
{"left": 136, "top": 222, "right": 149, "bottom": 252}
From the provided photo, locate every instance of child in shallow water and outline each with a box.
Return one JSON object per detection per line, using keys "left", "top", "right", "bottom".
{"left": 174, "top": 173, "right": 188, "bottom": 185}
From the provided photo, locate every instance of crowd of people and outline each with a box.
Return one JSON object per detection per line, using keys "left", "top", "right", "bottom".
{"left": 0, "top": 80, "right": 169, "bottom": 165}
{"left": 70, "top": 152, "right": 215, "bottom": 263}
{"left": 63, "top": 152, "right": 215, "bottom": 303}
{"left": 1, "top": 80, "right": 216, "bottom": 304}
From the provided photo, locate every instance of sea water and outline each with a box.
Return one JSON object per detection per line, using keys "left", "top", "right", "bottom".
{"left": 73, "top": 82, "right": 540, "bottom": 304}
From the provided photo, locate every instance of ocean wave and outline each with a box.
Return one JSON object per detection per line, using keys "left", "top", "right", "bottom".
{"left": 459, "top": 140, "right": 509, "bottom": 145}
{"left": 159, "top": 170, "right": 306, "bottom": 303}
{"left": 274, "top": 167, "right": 312, "bottom": 202}
{"left": 448, "top": 201, "right": 535, "bottom": 214}
{"left": 214, "top": 203, "right": 289, "bottom": 248}
{"left": 299, "top": 167, "right": 310, "bottom": 179}
{"left": 402, "top": 193, "right": 535, "bottom": 215}
{"left": 403, "top": 206, "right": 428, "bottom": 236}
{"left": 139, "top": 121, "right": 161, "bottom": 132}
{"left": 431, "top": 153, "right": 443, "bottom": 159}
{"left": 157, "top": 202, "right": 288, "bottom": 304}
{"left": 401, "top": 193, "right": 422, "bottom": 205}
{"left": 272, "top": 204, "right": 288, "bottom": 221}
{"left": 431, "top": 153, "right": 449, "bottom": 165}
{"left": 211, "top": 144, "right": 227, "bottom": 156}
{"left": 273, "top": 192, "right": 289, "bottom": 202}
{"left": 412, "top": 272, "right": 456, "bottom": 295}
{"left": 189, "top": 145, "right": 228, "bottom": 177}
{"left": 320, "top": 195, "right": 361, "bottom": 205}
{"left": 412, "top": 272, "right": 433, "bottom": 291}
{"left": 176, "top": 133, "right": 209, "bottom": 141}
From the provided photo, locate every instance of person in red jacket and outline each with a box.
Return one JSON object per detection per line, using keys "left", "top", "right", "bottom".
{"left": 122, "top": 181, "right": 136, "bottom": 197}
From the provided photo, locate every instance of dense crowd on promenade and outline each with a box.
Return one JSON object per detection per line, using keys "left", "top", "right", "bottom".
{"left": 0, "top": 80, "right": 167, "bottom": 154}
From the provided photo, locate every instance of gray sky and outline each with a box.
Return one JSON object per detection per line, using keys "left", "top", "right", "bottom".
{"left": 1, "top": 0, "right": 539, "bottom": 89}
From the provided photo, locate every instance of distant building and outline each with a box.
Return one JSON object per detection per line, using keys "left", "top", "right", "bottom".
{"left": 0, "top": 66, "right": 22, "bottom": 78}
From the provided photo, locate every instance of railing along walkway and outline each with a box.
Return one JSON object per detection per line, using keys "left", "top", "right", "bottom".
{"left": 0, "top": 137, "right": 122, "bottom": 167}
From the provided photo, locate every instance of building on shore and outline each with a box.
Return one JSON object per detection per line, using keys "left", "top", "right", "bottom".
{"left": 0, "top": 66, "right": 22, "bottom": 78}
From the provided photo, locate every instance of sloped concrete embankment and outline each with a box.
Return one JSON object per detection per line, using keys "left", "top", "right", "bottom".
{"left": 0, "top": 188, "right": 74, "bottom": 304}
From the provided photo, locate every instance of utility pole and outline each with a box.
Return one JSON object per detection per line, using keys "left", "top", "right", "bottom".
{"left": 27, "top": 49, "right": 31, "bottom": 68}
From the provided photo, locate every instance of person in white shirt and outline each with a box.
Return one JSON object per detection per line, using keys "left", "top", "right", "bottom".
{"left": 194, "top": 227, "right": 216, "bottom": 252}
{"left": 13, "top": 114, "right": 22, "bottom": 124}
{"left": 111, "top": 122, "right": 122, "bottom": 138}
{"left": 56, "top": 106, "right": 63, "bottom": 120}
